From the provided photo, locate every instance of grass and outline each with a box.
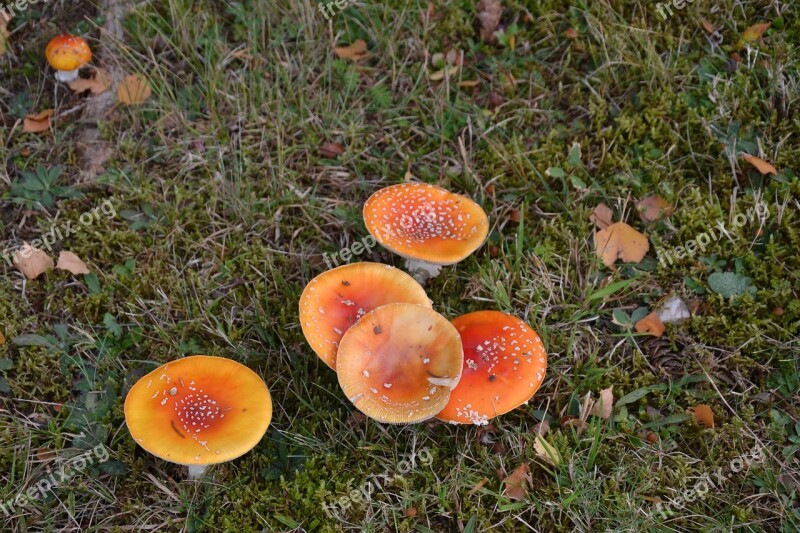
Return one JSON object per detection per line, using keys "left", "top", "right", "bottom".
{"left": 1, "top": 0, "right": 799, "bottom": 530}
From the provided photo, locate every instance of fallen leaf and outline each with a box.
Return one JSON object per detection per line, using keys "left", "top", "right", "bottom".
{"left": 688, "top": 404, "right": 715, "bottom": 428}
{"left": 36, "top": 447, "right": 57, "bottom": 461}
{"left": 741, "top": 154, "right": 777, "bottom": 175}
{"left": 533, "top": 435, "right": 561, "bottom": 465}
{"left": 0, "top": 330, "right": 5, "bottom": 345}
{"left": 701, "top": 20, "right": 716, "bottom": 33}
{"left": 594, "top": 222, "right": 650, "bottom": 267}
{"left": 319, "top": 142, "right": 344, "bottom": 158}
{"left": 117, "top": 74, "right": 152, "bottom": 105}
{"left": 56, "top": 251, "right": 90, "bottom": 275}
{"left": 592, "top": 386, "right": 614, "bottom": 419}
{"left": 23, "top": 109, "right": 54, "bottom": 134}
{"left": 502, "top": 464, "right": 530, "bottom": 500}
{"left": 404, "top": 507, "right": 417, "bottom": 517}
{"left": 69, "top": 68, "right": 112, "bottom": 96}
{"left": 590, "top": 203, "right": 614, "bottom": 230}
{"left": 458, "top": 79, "right": 481, "bottom": 87}
{"left": 476, "top": 0, "right": 503, "bottom": 42}
{"left": 742, "top": 22, "right": 770, "bottom": 43}
{"left": 531, "top": 419, "right": 550, "bottom": 436}
{"left": 429, "top": 65, "right": 460, "bottom": 81}
{"left": 658, "top": 295, "right": 691, "bottom": 323}
{"left": 565, "top": 28, "right": 579, "bottom": 39}
{"left": 486, "top": 91, "right": 504, "bottom": 110}
{"left": 12, "top": 243, "right": 54, "bottom": 280}
{"left": 466, "top": 477, "right": 489, "bottom": 496}
{"left": 635, "top": 311, "right": 666, "bottom": 337}
{"left": 334, "top": 39, "right": 369, "bottom": 61}
{"left": 637, "top": 195, "right": 674, "bottom": 222}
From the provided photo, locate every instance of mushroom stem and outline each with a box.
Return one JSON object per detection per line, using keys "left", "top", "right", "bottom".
{"left": 404, "top": 258, "right": 442, "bottom": 283}
{"left": 187, "top": 464, "right": 208, "bottom": 480}
{"left": 54, "top": 69, "right": 80, "bottom": 83}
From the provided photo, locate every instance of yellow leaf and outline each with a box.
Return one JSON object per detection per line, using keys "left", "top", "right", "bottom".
{"left": 689, "top": 404, "right": 715, "bottom": 428}
{"left": 334, "top": 39, "right": 369, "bottom": 61}
{"left": 742, "top": 22, "right": 770, "bottom": 43}
{"left": 117, "top": 74, "right": 152, "bottom": 105}
{"left": 69, "top": 68, "right": 112, "bottom": 96}
{"left": 637, "top": 195, "right": 674, "bottom": 222}
{"left": 741, "top": 154, "right": 777, "bottom": 175}
{"left": 458, "top": 79, "right": 481, "bottom": 87}
{"left": 23, "top": 109, "right": 54, "bottom": 133}
{"left": 592, "top": 386, "right": 614, "bottom": 419}
{"left": 429, "top": 65, "right": 460, "bottom": 81}
{"left": 12, "top": 243, "right": 54, "bottom": 280}
{"left": 635, "top": 311, "right": 666, "bottom": 337}
{"left": 594, "top": 222, "right": 649, "bottom": 267}
{"left": 534, "top": 435, "right": 561, "bottom": 465}
{"left": 501, "top": 464, "right": 529, "bottom": 500}
{"left": 56, "top": 251, "right": 90, "bottom": 275}
{"left": 590, "top": 203, "right": 614, "bottom": 230}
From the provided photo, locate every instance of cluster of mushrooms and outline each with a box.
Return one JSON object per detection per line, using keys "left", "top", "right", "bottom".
{"left": 300, "top": 183, "right": 548, "bottom": 425}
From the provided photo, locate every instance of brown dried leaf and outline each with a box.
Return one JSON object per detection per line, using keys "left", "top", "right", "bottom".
{"left": 319, "top": 142, "right": 344, "bottom": 159}
{"left": 466, "top": 477, "right": 489, "bottom": 497}
{"left": 590, "top": 203, "right": 614, "bottom": 229}
{"left": 23, "top": 109, "right": 54, "bottom": 133}
{"left": 592, "top": 386, "right": 614, "bottom": 419}
{"left": 0, "top": 329, "right": 5, "bottom": 345}
{"left": 564, "top": 28, "right": 579, "bottom": 39}
{"left": 56, "top": 251, "right": 90, "bottom": 275}
{"left": 117, "top": 74, "right": 152, "bottom": 105}
{"left": 458, "top": 79, "right": 481, "bottom": 88}
{"left": 637, "top": 195, "right": 674, "bottom": 222}
{"left": 635, "top": 311, "right": 666, "bottom": 337}
{"left": 689, "top": 404, "right": 715, "bottom": 428}
{"left": 594, "top": 222, "right": 650, "bottom": 267}
{"left": 502, "top": 464, "right": 529, "bottom": 500}
{"left": 741, "top": 154, "right": 777, "bottom": 175}
{"left": 476, "top": 0, "right": 503, "bottom": 42}
{"left": 334, "top": 39, "right": 369, "bottom": 61}
{"left": 701, "top": 19, "right": 716, "bottom": 34}
{"left": 742, "top": 22, "right": 770, "bottom": 43}
{"left": 12, "top": 243, "right": 54, "bottom": 279}
{"left": 69, "top": 68, "right": 112, "bottom": 96}
{"left": 429, "top": 65, "right": 460, "bottom": 81}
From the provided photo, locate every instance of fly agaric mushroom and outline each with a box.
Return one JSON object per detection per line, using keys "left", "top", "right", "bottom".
{"left": 124, "top": 355, "right": 272, "bottom": 479}
{"left": 337, "top": 302, "right": 463, "bottom": 424}
{"left": 436, "top": 311, "right": 546, "bottom": 425}
{"left": 45, "top": 34, "right": 92, "bottom": 83}
{"left": 299, "top": 262, "right": 432, "bottom": 369}
{"left": 363, "top": 182, "right": 489, "bottom": 282}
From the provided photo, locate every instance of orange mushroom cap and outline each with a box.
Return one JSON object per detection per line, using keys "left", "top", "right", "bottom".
{"left": 45, "top": 34, "right": 92, "bottom": 71}
{"left": 337, "top": 303, "right": 463, "bottom": 424}
{"left": 363, "top": 183, "right": 489, "bottom": 265}
{"left": 299, "top": 262, "right": 432, "bottom": 369}
{"left": 436, "top": 311, "right": 547, "bottom": 425}
{"left": 124, "top": 355, "right": 272, "bottom": 466}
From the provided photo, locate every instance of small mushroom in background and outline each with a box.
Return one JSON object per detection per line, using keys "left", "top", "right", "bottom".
{"left": 336, "top": 302, "right": 463, "bottom": 424}
{"left": 124, "top": 355, "right": 272, "bottom": 479}
{"left": 436, "top": 311, "right": 547, "bottom": 425}
{"left": 299, "top": 262, "right": 432, "bottom": 370}
{"left": 363, "top": 183, "right": 489, "bottom": 283}
{"left": 45, "top": 34, "right": 92, "bottom": 83}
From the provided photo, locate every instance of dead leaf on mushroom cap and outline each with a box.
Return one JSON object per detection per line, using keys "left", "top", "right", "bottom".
{"left": 741, "top": 154, "right": 777, "bottom": 175}
{"left": 56, "top": 251, "right": 90, "bottom": 275}
{"left": 591, "top": 386, "right": 614, "bottom": 419}
{"left": 594, "top": 222, "right": 650, "bottom": 267}
{"left": 12, "top": 243, "right": 54, "bottom": 279}
{"left": 688, "top": 404, "right": 715, "bottom": 428}
{"left": 476, "top": 0, "right": 503, "bottom": 42}
{"left": 117, "top": 74, "right": 152, "bottom": 105}
{"left": 501, "top": 463, "right": 530, "bottom": 500}
{"left": 637, "top": 195, "right": 674, "bottom": 222}
{"left": 590, "top": 203, "right": 614, "bottom": 230}
{"left": 69, "top": 68, "right": 112, "bottom": 96}
{"left": 635, "top": 311, "right": 666, "bottom": 337}
{"left": 23, "top": 109, "right": 54, "bottom": 133}
{"left": 334, "top": 40, "right": 369, "bottom": 61}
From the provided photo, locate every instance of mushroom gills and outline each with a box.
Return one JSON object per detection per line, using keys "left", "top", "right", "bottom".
{"left": 404, "top": 258, "right": 442, "bottom": 283}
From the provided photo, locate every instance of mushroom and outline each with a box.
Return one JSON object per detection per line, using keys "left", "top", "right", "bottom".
{"left": 124, "top": 355, "right": 272, "bottom": 479}
{"left": 45, "top": 34, "right": 92, "bottom": 83}
{"left": 299, "top": 262, "right": 432, "bottom": 369}
{"left": 436, "top": 311, "right": 547, "bottom": 425}
{"left": 336, "top": 302, "right": 463, "bottom": 424}
{"left": 363, "top": 182, "right": 489, "bottom": 282}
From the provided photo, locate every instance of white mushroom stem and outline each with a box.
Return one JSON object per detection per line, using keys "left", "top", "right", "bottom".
{"left": 404, "top": 258, "right": 442, "bottom": 283}
{"left": 55, "top": 69, "right": 80, "bottom": 83}
{"left": 187, "top": 465, "right": 208, "bottom": 479}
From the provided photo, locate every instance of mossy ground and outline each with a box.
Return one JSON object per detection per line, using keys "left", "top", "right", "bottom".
{"left": 1, "top": 0, "right": 798, "bottom": 531}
